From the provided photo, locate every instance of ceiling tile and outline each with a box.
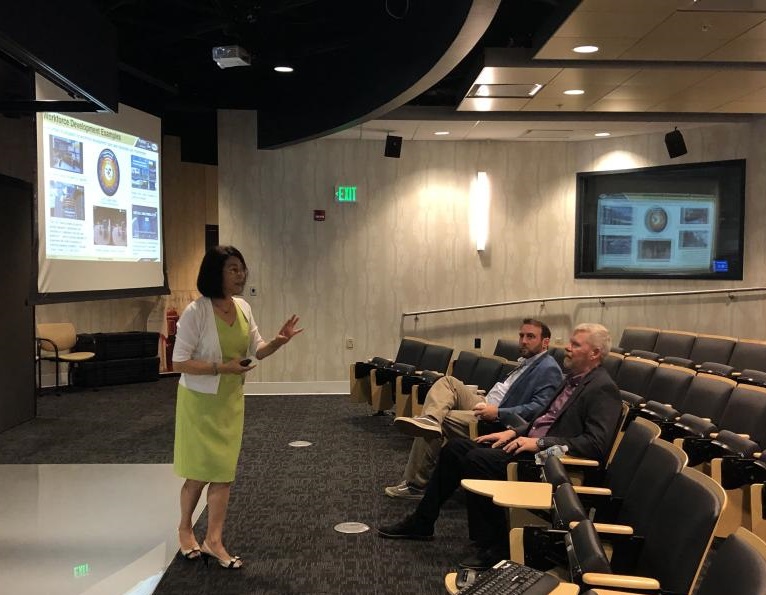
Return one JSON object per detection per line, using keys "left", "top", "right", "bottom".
{"left": 534, "top": 37, "right": 642, "bottom": 60}
{"left": 554, "top": 10, "right": 669, "bottom": 38}
{"left": 617, "top": 69, "right": 713, "bottom": 89}
{"left": 705, "top": 38, "right": 766, "bottom": 60}
{"left": 619, "top": 36, "right": 729, "bottom": 60}
{"left": 737, "top": 19, "right": 766, "bottom": 39}
{"left": 577, "top": 0, "right": 684, "bottom": 12}
{"left": 587, "top": 97, "right": 664, "bottom": 111}
{"left": 542, "top": 68, "right": 636, "bottom": 88}
{"left": 644, "top": 11, "right": 766, "bottom": 39}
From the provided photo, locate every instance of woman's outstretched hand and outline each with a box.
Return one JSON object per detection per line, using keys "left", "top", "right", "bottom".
{"left": 275, "top": 314, "right": 304, "bottom": 345}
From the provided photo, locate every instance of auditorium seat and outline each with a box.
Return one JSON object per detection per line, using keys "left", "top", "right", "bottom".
{"left": 613, "top": 356, "right": 658, "bottom": 399}
{"left": 580, "top": 468, "right": 726, "bottom": 595}
{"left": 740, "top": 369, "right": 766, "bottom": 388}
{"left": 493, "top": 338, "right": 520, "bottom": 362}
{"left": 675, "top": 333, "right": 737, "bottom": 369}
{"left": 582, "top": 527, "right": 766, "bottom": 595}
{"left": 623, "top": 363, "right": 695, "bottom": 417}
{"left": 623, "top": 349, "right": 659, "bottom": 361}
{"left": 348, "top": 336, "right": 427, "bottom": 405}
{"left": 411, "top": 353, "right": 507, "bottom": 416}
{"left": 393, "top": 342, "right": 454, "bottom": 417}
{"left": 370, "top": 340, "right": 453, "bottom": 413}
{"left": 601, "top": 352, "right": 623, "bottom": 381}
{"left": 678, "top": 384, "right": 766, "bottom": 462}
{"left": 653, "top": 329, "right": 696, "bottom": 361}
{"left": 543, "top": 422, "right": 681, "bottom": 535}
{"left": 612, "top": 326, "right": 659, "bottom": 355}
{"left": 640, "top": 373, "right": 735, "bottom": 433}
{"left": 548, "top": 345, "right": 567, "bottom": 370}
{"left": 516, "top": 464, "right": 720, "bottom": 595}
{"left": 729, "top": 339, "right": 766, "bottom": 375}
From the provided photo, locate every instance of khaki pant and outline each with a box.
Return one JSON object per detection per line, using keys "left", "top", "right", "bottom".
{"left": 403, "top": 376, "right": 485, "bottom": 488}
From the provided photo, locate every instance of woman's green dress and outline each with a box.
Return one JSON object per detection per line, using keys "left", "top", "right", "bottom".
{"left": 173, "top": 306, "right": 250, "bottom": 483}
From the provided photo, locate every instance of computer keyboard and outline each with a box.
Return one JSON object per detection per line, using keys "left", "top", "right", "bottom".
{"left": 457, "top": 560, "right": 560, "bottom": 595}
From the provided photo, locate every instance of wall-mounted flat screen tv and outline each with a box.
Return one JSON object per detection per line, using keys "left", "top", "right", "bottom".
{"left": 575, "top": 159, "right": 746, "bottom": 280}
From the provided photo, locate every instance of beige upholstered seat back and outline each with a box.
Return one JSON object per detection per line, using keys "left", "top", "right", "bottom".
{"left": 36, "top": 322, "right": 77, "bottom": 354}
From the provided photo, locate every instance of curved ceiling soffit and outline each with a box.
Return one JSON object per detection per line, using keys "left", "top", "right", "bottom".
{"left": 257, "top": 0, "right": 501, "bottom": 149}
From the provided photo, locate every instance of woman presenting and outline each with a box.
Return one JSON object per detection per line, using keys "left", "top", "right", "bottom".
{"left": 173, "top": 245, "right": 302, "bottom": 569}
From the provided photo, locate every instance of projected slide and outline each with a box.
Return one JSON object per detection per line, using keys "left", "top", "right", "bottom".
{"left": 40, "top": 112, "right": 161, "bottom": 263}
{"left": 596, "top": 193, "right": 716, "bottom": 272}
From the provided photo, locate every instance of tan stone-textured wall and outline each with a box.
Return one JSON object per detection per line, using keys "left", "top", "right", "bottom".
{"left": 218, "top": 110, "right": 766, "bottom": 382}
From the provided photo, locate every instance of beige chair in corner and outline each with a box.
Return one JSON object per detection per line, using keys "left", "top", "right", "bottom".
{"left": 36, "top": 322, "right": 95, "bottom": 393}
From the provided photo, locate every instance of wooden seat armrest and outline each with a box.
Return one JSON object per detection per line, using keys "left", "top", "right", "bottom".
{"left": 756, "top": 452, "right": 762, "bottom": 459}
{"left": 469, "top": 418, "right": 479, "bottom": 440}
{"left": 732, "top": 371, "right": 742, "bottom": 377}
{"left": 582, "top": 572, "right": 660, "bottom": 590}
{"left": 569, "top": 521, "right": 634, "bottom": 535}
{"left": 738, "top": 433, "right": 751, "bottom": 439}
{"left": 709, "top": 432, "right": 718, "bottom": 439}
{"left": 559, "top": 455, "right": 600, "bottom": 467}
{"left": 572, "top": 486, "right": 611, "bottom": 496}
{"left": 585, "top": 590, "right": 654, "bottom": 595}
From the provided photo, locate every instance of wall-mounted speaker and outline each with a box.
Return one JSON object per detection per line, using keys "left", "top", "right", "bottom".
{"left": 384, "top": 135, "right": 402, "bottom": 158}
{"left": 665, "top": 128, "right": 687, "bottom": 159}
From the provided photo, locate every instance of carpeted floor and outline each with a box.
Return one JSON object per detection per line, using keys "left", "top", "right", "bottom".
{"left": 0, "top": 379, "right": 476, "bottom": 594}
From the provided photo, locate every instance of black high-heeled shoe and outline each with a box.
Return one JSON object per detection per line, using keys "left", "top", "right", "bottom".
{"left": 179, "top": 546, "right": 201, "bottom": 560}
{"left": 200, "top": 541, "right": 242, "bottom": 569}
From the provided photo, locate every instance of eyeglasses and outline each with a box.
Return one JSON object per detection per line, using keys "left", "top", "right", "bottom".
{"left": 225, "top": 266, "right": 247, "bottom": 276}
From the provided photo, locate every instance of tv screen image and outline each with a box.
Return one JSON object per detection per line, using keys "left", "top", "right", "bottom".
{"left": 575, "top": 160, "right": 746, "bottom": 280}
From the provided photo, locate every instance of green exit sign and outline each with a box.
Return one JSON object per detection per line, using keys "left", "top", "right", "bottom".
{"left": 74, "top": 563, "right": 90, "bottom": 578}
{"left": 335, "top": 185, "right": 357, "bottom": 202}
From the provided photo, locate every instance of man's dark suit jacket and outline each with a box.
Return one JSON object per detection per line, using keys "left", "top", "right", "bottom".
{"left": 511, "top": 364, "right": 622, "bottom": 462}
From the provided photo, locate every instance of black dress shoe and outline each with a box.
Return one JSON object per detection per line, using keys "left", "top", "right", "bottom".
{"left": 377, "top": 514, "right": 434, "bottom": 540}
{"left": 459, "top": 546, "right": 506, "bottom": 570}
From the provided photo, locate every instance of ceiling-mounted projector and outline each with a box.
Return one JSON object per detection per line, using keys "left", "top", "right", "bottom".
{"left": 212, "top": 45, "right": 251, "bottom": 69}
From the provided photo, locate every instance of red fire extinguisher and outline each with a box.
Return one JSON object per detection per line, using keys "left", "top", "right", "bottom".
{"left": 165, "top": 307, "right": 179, "bottom": 371}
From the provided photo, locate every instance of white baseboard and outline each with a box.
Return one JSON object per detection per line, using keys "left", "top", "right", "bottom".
{"left": 244, "top": 381, "right": 349, "bottom": 395}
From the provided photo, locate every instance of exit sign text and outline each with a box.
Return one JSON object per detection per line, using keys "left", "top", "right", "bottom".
{"left": 335, "top": 186, "right": 357, "bottom": 202}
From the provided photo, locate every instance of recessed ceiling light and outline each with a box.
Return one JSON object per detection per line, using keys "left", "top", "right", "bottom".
{"left": 528, "top": 83, "right": 543, "bottom": 96}
{"left": 573, "top": 45, "right": 599, "bottom": 54}
{"left": 434, "top": 131, "right": 450, "bottom": 136}
{"left": 274, "top": 65, "right": 294, "bottom": 73}
{"left": 595, "top": 132, "right": 611, "bottom": 137}
{"left": 564, "top": 89, "right": 585, "bottom": 95}
{"left": 476, "top": 85, "right": 490, "bottom": 97}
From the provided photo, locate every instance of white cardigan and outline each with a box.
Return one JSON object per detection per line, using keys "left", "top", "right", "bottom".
{"left": 173, "top": 296, "right": 265, "bottom": 395}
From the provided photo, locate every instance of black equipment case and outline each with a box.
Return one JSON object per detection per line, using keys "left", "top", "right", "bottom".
{"left": 74, "top": 331, "right": 159, "bottom": 361}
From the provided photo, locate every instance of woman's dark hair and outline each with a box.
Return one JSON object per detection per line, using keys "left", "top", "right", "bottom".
{"left": 196, "top": 245, "right": 248, "bottom": 298}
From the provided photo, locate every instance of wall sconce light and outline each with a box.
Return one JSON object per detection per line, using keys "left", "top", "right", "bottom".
{"left": 470, "top": 171, "right": 490, "bottom": 251}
